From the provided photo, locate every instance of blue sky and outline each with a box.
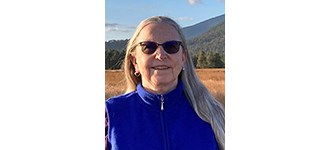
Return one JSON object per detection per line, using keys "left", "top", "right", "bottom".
{"left": 105, "top": 0, "right": 225, "bottom": 41}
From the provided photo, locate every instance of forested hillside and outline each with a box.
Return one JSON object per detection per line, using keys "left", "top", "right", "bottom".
{"left": 187, "top": 21, "right": 225, "bottom": 55}
{"left": 182, "top": 14, "right": 224, "bottom": 39}
{"left": 105, "top": 39, "right": 129, "bottom": 51}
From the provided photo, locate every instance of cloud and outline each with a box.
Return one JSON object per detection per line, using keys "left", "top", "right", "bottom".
{"left": 188, "top": 0, "right": 201, "bottom": 5}
{"left": 176, "top": 17, "right": 193, "bottom": 22}
{"left": 105, "top": 23, "right": 135, "bottom": 33}
{"left": 187, "top": 0, "right": 223, "bottom": 5}
{"left": 106, "top": 27, "right": 119, "bottom": 32}
{"left": 105, "top": 23, "right": 119, "bottom": 27}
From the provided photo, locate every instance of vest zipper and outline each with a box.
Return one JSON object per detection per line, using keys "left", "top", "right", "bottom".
{"left": 160, "top": 95, "right": 169, "bottom": 150}
{"left": 161, "top": 95, "right": 164, "bottom": 111}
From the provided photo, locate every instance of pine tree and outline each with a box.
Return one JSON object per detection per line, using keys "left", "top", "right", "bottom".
{"left": 192, "top": 55, "right": 198, "bottom": 67}
{"left": 213, "top": 53, "right": 225, "bottom": 68}
{"left": 219, "top": 54, "right": 225, "bottom": 68}
{"left": 197, "top": 50, "right": 207, "bottom": 68}
{"left": 206, "top": 51, "right": 215, "bottom": 68}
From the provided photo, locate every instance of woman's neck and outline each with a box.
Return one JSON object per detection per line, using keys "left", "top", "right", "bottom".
{"left": 142, "top": 79, "right": 178, "bottom": 95}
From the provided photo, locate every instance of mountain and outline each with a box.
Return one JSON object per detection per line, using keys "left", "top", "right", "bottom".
{"left": 182, "top": 14, "right": 225, "bottom": 39}
{"left": 187, "top": 21, "right": 225, "bottom": 56}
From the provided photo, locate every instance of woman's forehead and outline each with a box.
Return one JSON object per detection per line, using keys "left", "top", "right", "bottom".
{"left": 137, "top": 23, "right": 181, "bottom": 42}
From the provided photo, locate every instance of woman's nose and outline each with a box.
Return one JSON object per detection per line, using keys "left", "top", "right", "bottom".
{"left": 155, "top": 46, "right": 167, "bottom": 60}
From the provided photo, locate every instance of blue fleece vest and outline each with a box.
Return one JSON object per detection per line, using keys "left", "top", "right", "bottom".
{"left": 105, "top": 81, "right": 219, "bottom": 150}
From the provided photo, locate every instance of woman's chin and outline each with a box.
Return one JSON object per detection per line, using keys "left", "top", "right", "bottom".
{"left": 152, "top": 78, "right": 171, "bottom": 85}
{"left": 152, "top": 77, "right": 177, "bottom": 86}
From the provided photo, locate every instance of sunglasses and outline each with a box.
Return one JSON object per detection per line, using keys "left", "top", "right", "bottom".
{"left": 137, "top": 40, "right": 182, "bottom": 54}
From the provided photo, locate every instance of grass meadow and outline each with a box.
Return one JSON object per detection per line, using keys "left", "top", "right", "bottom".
{"left": 105, "top": 68, "right": 225, "bottom": 106}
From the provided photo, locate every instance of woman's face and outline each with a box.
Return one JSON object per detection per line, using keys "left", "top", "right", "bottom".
{"left": 131, "top": 23, "right": 185, "bottom": 94}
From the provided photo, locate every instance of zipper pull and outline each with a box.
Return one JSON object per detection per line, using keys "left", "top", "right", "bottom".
{"left": 160, "top": 95, "right": 164, "bottom": 111}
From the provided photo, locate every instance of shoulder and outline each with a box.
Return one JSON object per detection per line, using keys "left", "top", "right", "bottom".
{"left": 105, "top": 91, "right": 138, "bottom": 108}
{"left": 105, "top": 91, "right": 140, "bottom": 119}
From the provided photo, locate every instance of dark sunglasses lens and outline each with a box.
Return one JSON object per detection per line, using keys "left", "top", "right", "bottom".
{"left": 163, "top": 41, "right": 181, "bottom": 54}
{"left": 140, "top": 42, "right": 157, "bottom": 54}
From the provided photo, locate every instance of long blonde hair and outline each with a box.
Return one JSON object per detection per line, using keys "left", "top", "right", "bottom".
{"left": 123, "top": 16, "right": 225, "bottom": 149}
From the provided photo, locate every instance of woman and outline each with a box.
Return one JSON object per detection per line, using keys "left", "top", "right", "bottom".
{"left": 105, "top": 16, "right": 225, "bottom": 150}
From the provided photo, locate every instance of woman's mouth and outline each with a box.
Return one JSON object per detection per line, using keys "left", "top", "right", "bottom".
{"left": 152, "top": 66, "right": 170, "bottom": 70}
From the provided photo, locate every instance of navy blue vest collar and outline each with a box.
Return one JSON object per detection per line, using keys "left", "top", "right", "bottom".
{"left": 137, "top": 80, "right": 185, "bottom": 112}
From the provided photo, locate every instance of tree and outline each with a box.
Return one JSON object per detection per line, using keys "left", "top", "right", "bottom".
{"left": 105, "top": 50, "right": 111, "bottom": 69}
{"left": 196, "top": 50, "right": 207, "bottom": 68}
{"left": 219, "top": 54, "right": 225, "bottom": 68}
{"left": 212, "top": 52, "right": 225, "bottom": 68}
{"left": 206, "top": 51, "right": 216, "bottom": 68}
{"left": 105, "top": 49, "right": 125, "bottom": 70}
{"left": 191, "top": 55, "right": 198, "bottom": 67}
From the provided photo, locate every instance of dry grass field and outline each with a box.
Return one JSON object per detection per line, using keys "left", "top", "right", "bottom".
{"left": 105, "top": 68, "right": 225, "bottom": 106}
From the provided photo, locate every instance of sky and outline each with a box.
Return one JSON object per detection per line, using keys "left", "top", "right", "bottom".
{"left": 105, "top": 0, "right": 225, "bottom": 41}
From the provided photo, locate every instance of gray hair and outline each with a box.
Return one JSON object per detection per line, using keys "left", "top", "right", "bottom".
{"left": 123, "top": 16, "right": 225, "bottom": 149}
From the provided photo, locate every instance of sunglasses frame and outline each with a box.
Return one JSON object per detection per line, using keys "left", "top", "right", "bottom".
{"left": 135, "top": 40, "right": 182, "bottom": 54}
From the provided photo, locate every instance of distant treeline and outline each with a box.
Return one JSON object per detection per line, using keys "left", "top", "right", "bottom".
{"left": 105, "top": 49, "right": 224, "bottom": 70}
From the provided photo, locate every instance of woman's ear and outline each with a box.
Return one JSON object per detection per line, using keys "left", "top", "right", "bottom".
{"left": 130, "top": 55, "right": 138, "bottom": 68}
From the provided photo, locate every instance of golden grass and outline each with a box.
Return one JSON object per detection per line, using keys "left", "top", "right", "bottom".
{"left": 105, "top": 68, "right": 225, "bottom": 106}
{"left": 196, "top": 68, "right": 225, "bottom": 106}
{"left": 105, "top": 70, "right": 127, "bottom": 99}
